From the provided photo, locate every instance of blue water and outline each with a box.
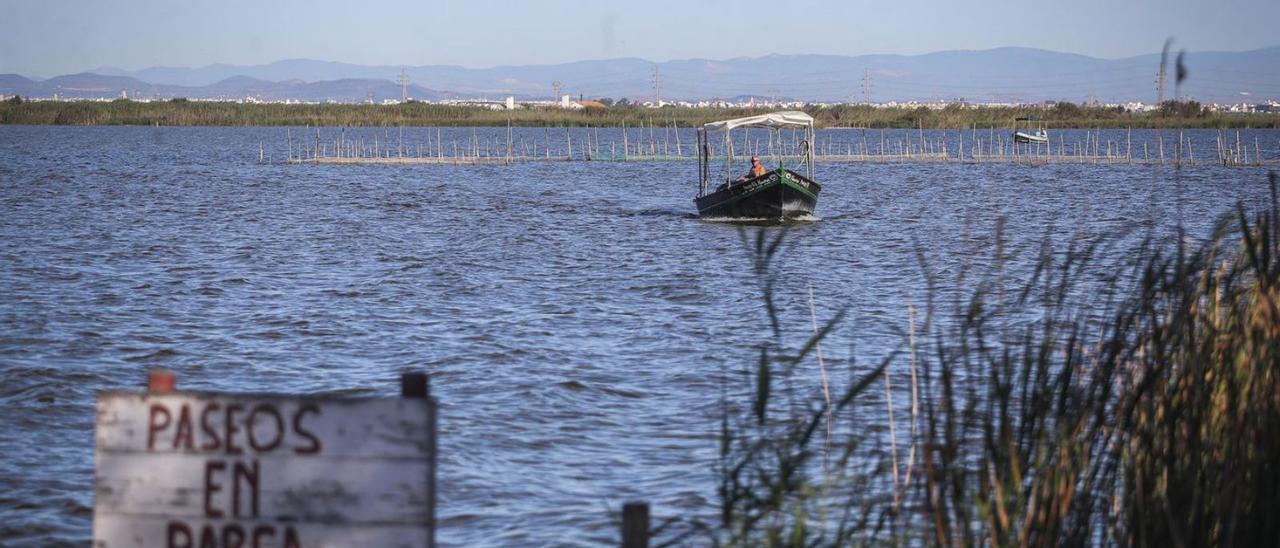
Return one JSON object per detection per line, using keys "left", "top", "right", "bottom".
{"left": 0, "top": 126, "right": 1275, "bottom": 546}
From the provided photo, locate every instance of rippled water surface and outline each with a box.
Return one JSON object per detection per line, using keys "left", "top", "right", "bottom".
{"left": 1, "top": 126, "right": 1276, "bottom": 546}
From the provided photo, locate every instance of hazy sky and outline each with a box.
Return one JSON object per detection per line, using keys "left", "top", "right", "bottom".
{"left": 1, "top": 0, "right": 1276, "bottom": 76}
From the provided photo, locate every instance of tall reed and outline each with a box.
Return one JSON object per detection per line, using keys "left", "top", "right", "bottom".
{"left": 697, "top": 172, "right": 1278, "bottom": 546}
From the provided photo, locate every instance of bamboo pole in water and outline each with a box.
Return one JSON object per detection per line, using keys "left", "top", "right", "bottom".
{"left": 674, "top": 122, "right": 681, "bottom": 157}
{"left": 1237, "top": 130, "right": 1243, "bottom": 166}
{"left": 1127, "top": 127, "right": 1132, "bottom": 164}
{"left": 1177, "top": 130, "right": 1184, "bottom": 167}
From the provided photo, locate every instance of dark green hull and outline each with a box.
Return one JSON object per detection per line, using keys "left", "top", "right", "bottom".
{"left": 694, "top": 169, "right": 821, "bottom": 220}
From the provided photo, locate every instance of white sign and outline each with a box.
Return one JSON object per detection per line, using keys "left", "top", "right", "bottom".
{"left": 93, "top": 391, "right": 436, "bottom": 547}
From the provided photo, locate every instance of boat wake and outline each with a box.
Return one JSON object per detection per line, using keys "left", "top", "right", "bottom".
{"left": 630, "top": 207, "right": 697, "bottom": 219}
{"left": 699, "top": 214, "right": 822, "bottom": 225}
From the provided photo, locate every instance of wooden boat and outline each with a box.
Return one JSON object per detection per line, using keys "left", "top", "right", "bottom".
{"left": 693, "top": 111, "right": 822, "bottom": 220}
{"left": 694, "top": 168, "right": 820, "bottom": 219}
{"left": 1012, "top": 117, "right": 1048, "bottom": 144}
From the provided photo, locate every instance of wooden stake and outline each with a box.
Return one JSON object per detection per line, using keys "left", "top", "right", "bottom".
{"left": 621, "top": 502, "right": 649, "bottom": 548}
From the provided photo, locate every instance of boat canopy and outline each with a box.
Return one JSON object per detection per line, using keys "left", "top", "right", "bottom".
{"left": 703, "top": 111, "right": 813, "bottom": 132}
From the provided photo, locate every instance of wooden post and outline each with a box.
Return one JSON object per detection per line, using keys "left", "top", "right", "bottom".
{"left": 401, "top": 371, "right": 429, "bottom": 398}
{"left": 401, "top": 372, "right": 436, "bottom": 548}
{"left": 621, "top": 502, "right": 649, "bottom": 548}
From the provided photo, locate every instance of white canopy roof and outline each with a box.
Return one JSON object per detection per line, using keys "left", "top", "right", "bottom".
{"left": 703, "top": 111, "right": 813, "bottom": 132}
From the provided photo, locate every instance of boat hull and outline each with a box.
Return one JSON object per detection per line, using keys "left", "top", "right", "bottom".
{"left": 1013, "top": 131, "right": 1048, "bottom": 144}
{"left": 694, "top": 169, "right": 821, "bottom": 220}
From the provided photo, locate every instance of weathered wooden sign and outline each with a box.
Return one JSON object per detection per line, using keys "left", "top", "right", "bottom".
{"left": 93, "top": 371, "right": 437, "bottom": 548}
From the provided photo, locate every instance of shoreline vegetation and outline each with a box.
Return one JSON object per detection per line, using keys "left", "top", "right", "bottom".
{"left": 2, "top": 97, "right": 1278, "bottom": 128}
{"left": 676, "top": 173, "right": 1280, "bottom": 546}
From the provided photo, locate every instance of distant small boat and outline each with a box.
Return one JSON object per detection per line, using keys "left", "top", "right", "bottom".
{"left": 693, "top": 111, "right": 822, "bottom": 221}
{"left": 1013, "top": 117, "right": 1048, "bottom": 144}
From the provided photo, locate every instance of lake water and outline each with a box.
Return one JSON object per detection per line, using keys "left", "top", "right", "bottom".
{"left": 0, "top": 126, "right": 1276, "bottom": 546}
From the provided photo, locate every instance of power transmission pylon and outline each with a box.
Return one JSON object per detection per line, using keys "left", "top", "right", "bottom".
{"left": 651, "top": 66, "right": 662, "bottom": 105}
{"left": 399, "top": 68, "right": 409, "bottom": 103}
{"left": 862, "top": 69, "right": 873, "bottom": 103}
{"left": 552, "top": 80, "right": 563, "bottom": 100}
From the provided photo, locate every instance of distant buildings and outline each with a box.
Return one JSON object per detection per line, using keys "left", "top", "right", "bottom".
{"left": 5, "top": 89, "right": 1279, "bottom": 114}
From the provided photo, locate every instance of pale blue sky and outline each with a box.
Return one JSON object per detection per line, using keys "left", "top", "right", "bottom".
{"left": 1, "top": 0, "right": 1275, "bottom": 77}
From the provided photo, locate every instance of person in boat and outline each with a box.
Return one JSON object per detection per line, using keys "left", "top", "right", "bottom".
{"left": 735, "top": 156, "right": 768, "bottom": 182}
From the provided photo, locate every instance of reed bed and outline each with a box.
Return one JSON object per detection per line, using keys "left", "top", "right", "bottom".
{"left": 3, "top": 99, "right": 1277, "bottom": 129}
{"left": 670, "top": 172, "right": 1280, "bottom": 546}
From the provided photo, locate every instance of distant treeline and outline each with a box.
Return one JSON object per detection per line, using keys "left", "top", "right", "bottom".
{"left": 2, "top": 96, "right": 1277, "bottom": 129}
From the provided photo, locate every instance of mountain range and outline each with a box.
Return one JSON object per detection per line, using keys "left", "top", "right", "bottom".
{"left": 3, "top": 46, "right": 1278, "bottom": 104}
